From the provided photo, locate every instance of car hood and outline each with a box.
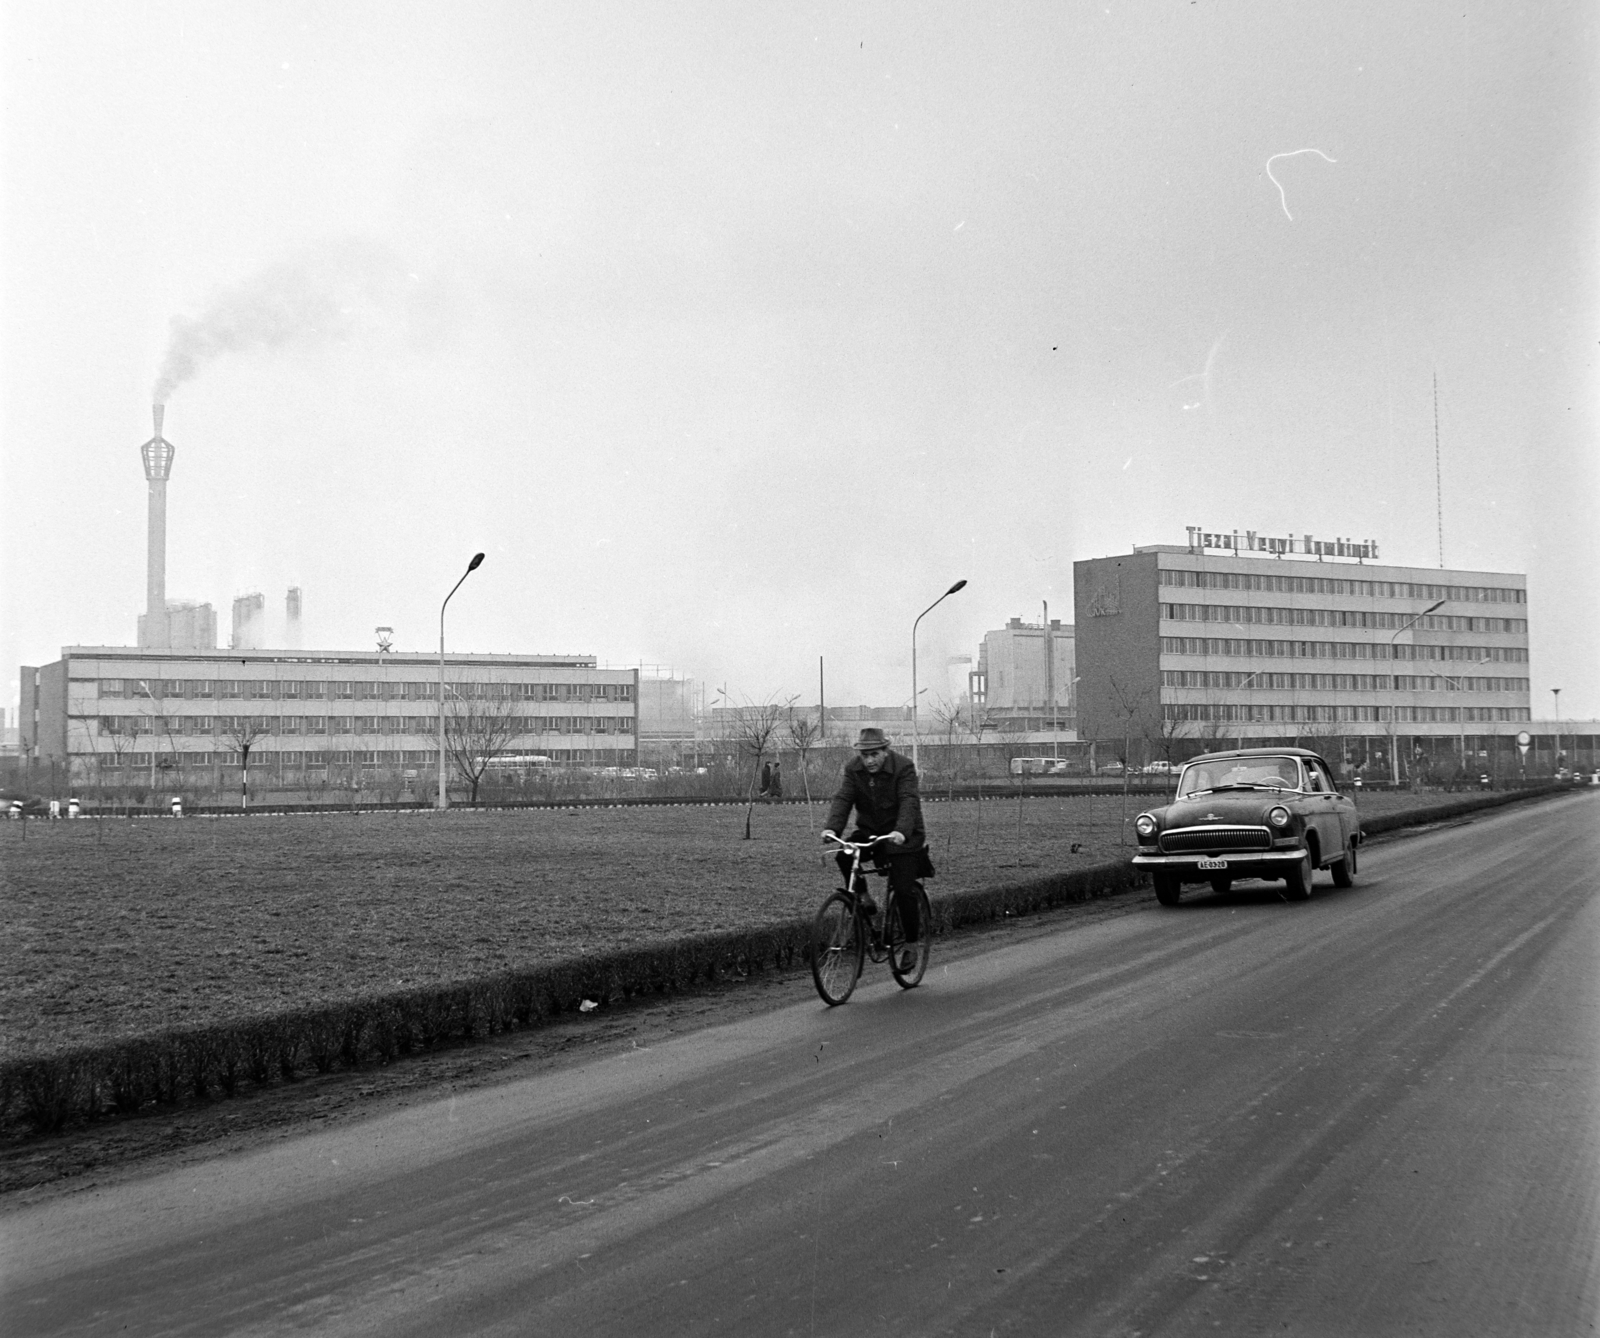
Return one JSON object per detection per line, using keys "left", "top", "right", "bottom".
{"left": 1156, "top": 791, "right": 1300, "bottom": 827}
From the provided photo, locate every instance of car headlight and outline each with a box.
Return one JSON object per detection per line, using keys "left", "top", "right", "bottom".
{"left": 1135, "top": 813, "right": 1157, "bottom": 838}
{"left": 1267, "top": 805, "right": 1291, "bottom": 828}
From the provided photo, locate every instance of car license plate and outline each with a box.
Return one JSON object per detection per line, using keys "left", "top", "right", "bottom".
{"left": 1196, "top": 858, "right": 1229, "bottom": 871}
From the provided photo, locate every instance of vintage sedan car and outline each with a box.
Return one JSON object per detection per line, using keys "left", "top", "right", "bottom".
{"left": 1131, "top": 747, "right": 1361, "bottom": 905}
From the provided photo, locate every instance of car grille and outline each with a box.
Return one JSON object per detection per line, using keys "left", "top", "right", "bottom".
{"left": 1159, "top": 825, "right": 1272, "bottom": 853}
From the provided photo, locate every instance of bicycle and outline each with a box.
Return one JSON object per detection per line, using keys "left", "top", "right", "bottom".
{"left": 810, "top": 833, "right": 933, "bottom": 1006}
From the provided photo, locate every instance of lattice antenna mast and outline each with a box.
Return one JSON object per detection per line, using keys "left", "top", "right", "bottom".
{"left": 1433, "top": 371, "right": 1444, "bottom": 568}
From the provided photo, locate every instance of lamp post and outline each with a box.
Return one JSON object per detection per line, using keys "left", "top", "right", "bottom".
{"left": 1386, "top": 598, "right": 1446, "bottom": 785}
{"left": 1232, "top": 667, "right": 1268, "bottom": 751}
{"left": 1552, "top": 687, "right": 1562, "bottom": 777}
{"left": 437, "top": 552, "right": 485, "bottom": 810}
{"left": 911, "top": 579, "right": 967, "bottom": 770}
{"left": 1438, "top": 654, "right": 1492, "bottom": 783}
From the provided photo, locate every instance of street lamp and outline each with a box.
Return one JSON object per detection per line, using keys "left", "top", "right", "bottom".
{"left": 437, "top": 552, "right": 485, "bottom": 810}
{"left": 1552, "top": 687, "right": 1562, "bottom": 777}
{"left": 1438, "top": 654, "right": 1493, "bottom": 783}
{"left": 911, "top": 579, "right": 967, "bottom": 770}
{"left": 1232, "top": 667, "right": 1268, "bottom": 751}
{"left": 1387, "top": 598, "right": 1446, "bottom": 785}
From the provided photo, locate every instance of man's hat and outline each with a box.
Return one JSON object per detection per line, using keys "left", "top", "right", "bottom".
{"left": 855, "top": 727, "right": 890, "bottom": 752}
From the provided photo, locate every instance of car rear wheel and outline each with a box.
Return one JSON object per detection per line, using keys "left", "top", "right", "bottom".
{"left": 1282, "top": 850, "right": 1313, "bottom": 902}
{"left": 1330, "top": 839, "right": 1357, "bottom": 888}
{"left": 1154, "top": 873, "right": 1182, "bottom": 907}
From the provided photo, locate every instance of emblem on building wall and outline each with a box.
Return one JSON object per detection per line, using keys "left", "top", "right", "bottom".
{"left": 1088, "top": 572, "right": 1121, "bottom": 617}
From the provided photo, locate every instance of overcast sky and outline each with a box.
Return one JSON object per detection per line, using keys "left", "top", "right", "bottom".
{"left": 3, "top": 2, "right": 1596, "bottom": 719}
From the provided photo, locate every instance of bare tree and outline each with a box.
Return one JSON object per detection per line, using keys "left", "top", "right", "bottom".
{"left": 1105, "top": 674, "right": 1157, "bottom": 844}
{"left": 786, "top": 707, "right": 821, "bottom": 806}
{"left": 221, "top": 715, "right": 271, "bottom": 809}
{"left": 1143, "top": 706, "right": 1198, "bottom": 794}
{"left": 99, "top": 715, "right": 139, "bottom": 814}
{"left": 735, "top": 695, "right": 795, "bottom": 839}
{"left": 443, "top": 684, "right": 525, "bottom": 805}
{"left": 135, "top": 691, "right": 186, "bottom": 807}
{"left": 929, "top": 698, "right": 975, "bottom": 799}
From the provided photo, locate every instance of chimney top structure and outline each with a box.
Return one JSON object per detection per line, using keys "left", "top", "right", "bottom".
{"left": 137, "top": 405, "right": 175, "bottom": 648}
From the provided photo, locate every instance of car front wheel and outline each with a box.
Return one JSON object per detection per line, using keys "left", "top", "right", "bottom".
{"left": 1154, "top": 872, "right": 1182, "bottom": 907}
{"left": 1282, "top": 850, "right": 1313, "bottom": 902}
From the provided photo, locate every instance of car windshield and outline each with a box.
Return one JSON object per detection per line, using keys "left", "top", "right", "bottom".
{"left": 1177, "top": 756, "right": 1304, "bottom": 797}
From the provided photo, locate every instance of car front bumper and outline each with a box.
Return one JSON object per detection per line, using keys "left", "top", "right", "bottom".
{"left": 1132, "top": 847, "right": 1308, "bottom": 880}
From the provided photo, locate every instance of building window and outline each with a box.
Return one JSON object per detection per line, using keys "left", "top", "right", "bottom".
{"left": 305, "top": 681, "right": 327, "bottom": 699}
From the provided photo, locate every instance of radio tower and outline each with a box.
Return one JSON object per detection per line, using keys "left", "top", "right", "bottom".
{"left": 138, "top": 405, "right": 176, "bottom": 648}
{"left": 1433, "top": 372, "right": 1444, "bottom": 569}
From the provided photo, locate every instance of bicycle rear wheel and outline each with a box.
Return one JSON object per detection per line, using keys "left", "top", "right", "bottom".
{"left": 811, "top": 891, "right": 865, "bottom": 1005}
{"left": 886, "top": 885, "right": 932, "bottom": 989}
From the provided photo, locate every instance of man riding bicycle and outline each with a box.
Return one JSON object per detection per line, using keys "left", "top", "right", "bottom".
{"left": 821, "top": 727, "right": 932, "bottom": 969}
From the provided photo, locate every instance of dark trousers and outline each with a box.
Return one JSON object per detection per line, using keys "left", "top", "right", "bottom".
{"left": 835, "top": 850, "right": 922, "bottom": 940}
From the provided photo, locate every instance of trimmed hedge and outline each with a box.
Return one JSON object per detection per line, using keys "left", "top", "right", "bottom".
{"left": 0, "top": 857, "right": 1146, "bottom": 1138}
{"left": 1356, "top": 783, "right": 1566, "bottom": 836}
{"left": 0, "top": 786, "right": 1564, "bottom": 1138}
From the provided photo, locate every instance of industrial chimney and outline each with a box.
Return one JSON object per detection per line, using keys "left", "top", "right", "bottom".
{"left": 137, "top": 405, "right": 176, "bottom": 649}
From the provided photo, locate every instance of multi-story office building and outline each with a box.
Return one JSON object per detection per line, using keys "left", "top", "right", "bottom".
{"left": 19, "top": 646, "right": 638, "bottom": 799}
{"left": 1075, "top": 541, "right": 1532, "bottom": 779}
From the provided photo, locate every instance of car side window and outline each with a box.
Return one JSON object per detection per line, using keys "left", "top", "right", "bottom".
{"left": 1305, "top": 761, "right": 1329, "bottom": 792}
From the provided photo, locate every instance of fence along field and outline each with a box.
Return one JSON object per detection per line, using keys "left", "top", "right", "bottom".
{"left": 0, "top": 788, "right": 1552, "bottom": 1136}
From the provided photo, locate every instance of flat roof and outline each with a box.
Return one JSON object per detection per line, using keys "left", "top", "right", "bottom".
{"left": 1118, "top": 547, "right": 1524, "bottom": 583}
{"left": 56, "top": 646, "right": 610, "bottom": 670}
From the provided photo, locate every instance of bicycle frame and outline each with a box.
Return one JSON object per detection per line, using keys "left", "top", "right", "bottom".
{"left": 826, "top": 833, "right": 890, "bottom": 928}
{"left": 811, "top": 833, "right": 931, "bottom": 1005}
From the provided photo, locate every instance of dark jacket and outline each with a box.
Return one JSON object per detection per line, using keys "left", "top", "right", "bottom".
{"left": 825, "top": 749, "right": 925, "bottom": 852}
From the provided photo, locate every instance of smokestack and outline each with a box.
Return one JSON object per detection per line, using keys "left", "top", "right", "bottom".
{"left": 138, "top": 405, "right": 176, "bottom": 649}
{"left": 286, "top": 587, "right": 303, "bottom": 648}
{"left": 231, "top": 592, "right": 266, "bottom": 650}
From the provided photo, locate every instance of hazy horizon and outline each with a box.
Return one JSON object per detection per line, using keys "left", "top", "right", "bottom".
{"left": 3, "top": 2, "right": 1595, "bottom": 718}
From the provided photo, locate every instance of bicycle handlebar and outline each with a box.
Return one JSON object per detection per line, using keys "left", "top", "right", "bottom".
{"left": 822, "top": 832, "right": 894, "bottom": 853}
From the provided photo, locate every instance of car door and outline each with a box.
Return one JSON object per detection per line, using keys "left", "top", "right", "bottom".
{"left": 1302, "top": 759, "right": 1350, "bottom": 862}
{"left": 1323, "top": 763, "right": 1358, "bottom": 853}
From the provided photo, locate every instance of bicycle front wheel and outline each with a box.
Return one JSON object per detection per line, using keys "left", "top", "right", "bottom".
{"left": 887, "top": 885, "right": 932, "bottom": 989}
{"left": 811, "top": 891, "right": 865, "bottom": 1006}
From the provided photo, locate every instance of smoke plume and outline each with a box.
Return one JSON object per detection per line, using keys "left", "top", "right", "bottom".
{"left": 152, "top": 238, "right": 413, "bottom": 404}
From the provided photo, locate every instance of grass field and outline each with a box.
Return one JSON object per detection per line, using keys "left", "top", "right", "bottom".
{"left": 0, "top": 789, "right": 1453, "bottom": 1059}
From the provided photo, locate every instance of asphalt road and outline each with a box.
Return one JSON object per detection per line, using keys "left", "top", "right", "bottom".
{"left": 3, "top": 792, "right": 1596, "bottom": 1336}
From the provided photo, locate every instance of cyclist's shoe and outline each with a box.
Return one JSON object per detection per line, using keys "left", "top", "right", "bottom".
{"left": 898, "top": 947, "right": 919, "bottom": 972}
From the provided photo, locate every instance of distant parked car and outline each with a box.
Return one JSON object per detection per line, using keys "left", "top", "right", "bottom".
{"left": 1131, "top": 747, "right": 1362, "bottom": 906}
{"left": 1095, "top": 760, "right": 1126, "bottom": 776}
{"left": 1141, "top": 760, "right": 1176, "bottom": 775}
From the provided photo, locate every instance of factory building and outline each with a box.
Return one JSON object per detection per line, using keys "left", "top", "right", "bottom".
{"left": 969, "top": 616, "right": 1076, "bottom": 737}
{"left": 1075, "top": 536, "right": 1534, "bottom": 782}
{"left": 19, "top": 646, "right": 638, "bottom": 802}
